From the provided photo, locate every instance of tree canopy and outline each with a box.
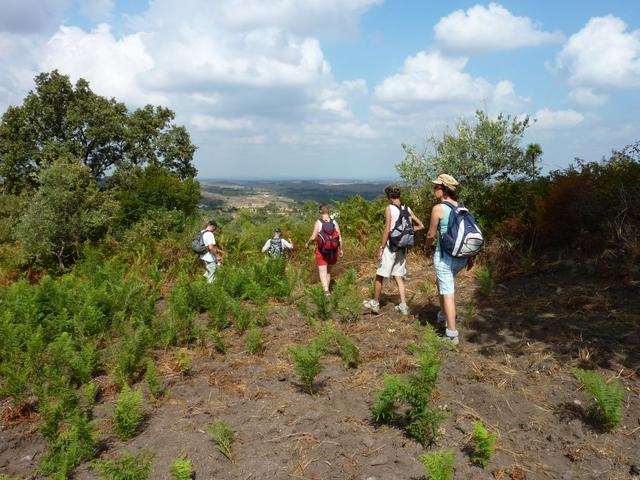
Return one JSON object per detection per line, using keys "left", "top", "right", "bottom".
{"left": 0, "top": 70, "right": 197, "bottom": 194}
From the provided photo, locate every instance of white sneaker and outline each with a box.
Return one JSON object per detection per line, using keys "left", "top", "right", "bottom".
{"left": 395, "top": 303, "right": 410, "bottom": 316}
{"left": 363, "top": 299, "right": 380, "bottom": 313}
{"left": 445, "top": 328, "right": 460, "bottom": 345}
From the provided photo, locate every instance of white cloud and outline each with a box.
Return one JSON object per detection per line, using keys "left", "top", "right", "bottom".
{"left": 532, "top": 108, "right": 584, "bottom": 130}
{"left": 374, "top": 50, "right": 527, "bottom": 109}
{"left": 568, "top": 87, "right": 608, "bottom": 107}
{"left": 0, "top": 0, "right": 69, "bottom": 35}
{"left": 435, "top": 3, "right": 563, "bottom": 53}
{"left": 40, "top": 24, "right": 164, "bottom": 106}
{"left": 553, "top": 15, "right": 640, "bottom": 88}
{"left": 190, "top": 114, "right": 253, "bottom": 131}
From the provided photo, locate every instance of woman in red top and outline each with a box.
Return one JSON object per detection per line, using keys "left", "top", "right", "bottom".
{"left": 304, "top": 204, "right": 343, "bottom": 295}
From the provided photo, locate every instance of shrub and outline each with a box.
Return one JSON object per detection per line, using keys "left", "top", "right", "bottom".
{"left": 40, "top": 411, "right": 97, "bottom": 479}
{"left": 289, "top": 343, "right": 324, "bottom": 391}
{"left": 475, "top": 265, "right": 495, "bottom": 295}
{"left": 114, "top": 384, "right": 144, "bottom": 439}
{"left": 572, "top": 367, "right": 624, "bottom": 430}
{"left": 371, "top": 325, "right": 445, "bottom": 445}
{"left": 304, "top": 285, "right": 333, "bottom": 321}
{"left": 206, "top": 420, "right": 235, "bottom": 462}
{"left": 317, "top": 322, "right": 359, "bottom": 368}
{"left": 145, "top": 359, "right": 163, "bottom": 399}
{"left": 93, "top": 450, "right": 154, "bottom": 480}
{"left": 169, "top": 456, "right": 193, "bottom": 480}
{"left": 471, "top": 421, "right": 497, "bottom": 468}
{"left": 208, "top": 329, "right": 226, "bottom": 354}
{"left": 419, "top": 450, "right": 455, "bottom": 480}
{"left": 173, "top": 348, "right": 193, "bottom": 374}
{"left": 330, "top": 269, "right": 362, "bottom": 323}
{"left": 245, "top": 324, "right": 264, "bottom": 354}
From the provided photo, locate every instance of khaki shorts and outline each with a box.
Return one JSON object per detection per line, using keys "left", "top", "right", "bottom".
{"left": 376, "top": 246, "right": 407, "bottom": 278}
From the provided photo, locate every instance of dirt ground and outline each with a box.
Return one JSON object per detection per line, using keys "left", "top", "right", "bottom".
{"left": 1, "top": 255, "right": 639, "bottom": 479}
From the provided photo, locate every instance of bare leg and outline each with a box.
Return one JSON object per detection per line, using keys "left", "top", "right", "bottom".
{"left": 318, "top": 265, "right": 329, "bottom": 292}
{"left": 394, "top": 275, "right": 406, "bottom": 304}
{"left": 374, "top": 275, "right": 384, "bottom": 301}
{"left": 441, "top": 293, "right": 457, "bottom": 331}
{"left": 326, "top": 264, "right": 333, "bottom": 290}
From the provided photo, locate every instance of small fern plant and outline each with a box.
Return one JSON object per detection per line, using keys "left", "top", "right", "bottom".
{"left": 145, "top": 359, "right": 163, "bottom": 399}
{"left": 245, "top": 324, "right": 264, "bottom": 354}
{"left": 207, "top": 420, "right": 235, "bottom": 462}
{"left": 170, "top": 456, "right": 193, "bottom": 480}
{"left": 289, "top": 343, "right": 323, "bottom": 391}
{"left": 420, "top": 450, "right": 454, "bottom": 480}
{"left": 92, "top": 450, "right": 154, "bottom": 480}
{"left": 572, "top": 367, "right": 624, "bottom": 430}
{"left": 114, "top": 384, "right": 144, "bottom": 439}
{"left": 471, "top": 421, "right": 497, "bottom": 467}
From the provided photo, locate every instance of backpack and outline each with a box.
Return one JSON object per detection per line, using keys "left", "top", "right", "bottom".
{"left": 268, "top": 238, "right": 284, "bottom": 256}
{"left": 191, "top": 229, "right": 209, "bottom": 255}
{"left": 439, "top": 201, "right": 484, "bottom": 257}
{"left": 388, "top": 204, "right": 414, "bottom": 251}
{"left": 317, "top": 219, "right": 340, "bottom": 256}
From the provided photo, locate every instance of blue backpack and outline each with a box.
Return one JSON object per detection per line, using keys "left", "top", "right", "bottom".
{"left": 440, "top": 201, "right": 483, "bottom": 257}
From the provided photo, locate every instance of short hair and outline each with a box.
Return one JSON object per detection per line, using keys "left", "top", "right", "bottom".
{"left": 319, "top": 204, "right": 330, "bottom": 214}
{"left": 207, "top": 219, "right": 218, "bottom": 227}
{"left": 384, "top": 184, "right": 401, "bottom": 199}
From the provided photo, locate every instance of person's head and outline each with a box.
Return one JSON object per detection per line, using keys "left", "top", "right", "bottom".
{"left": 384, "top": 184, "right": 401, "bottom": 200}
{"left": 206, "top": 219, "right": 218, "bottom": 231}
{"left": 431, "top": 174, "right": 459, "bottom": 200}
{"left": 319, "top": 204, "right": 330, "bottom": 215}
{"left": 272, "top": 228, "right": 282, "bottom": 238}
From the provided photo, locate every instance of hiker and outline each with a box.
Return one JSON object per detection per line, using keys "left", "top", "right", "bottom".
{"left": 200, "top": 220, "right": 222, "bottom": 283}
{"left": 363, "top": 184, "right": 424, "bottom": 315}
{"left": 261, "top": 228, "right": 293, "bottom": 256}
{"left": 304, "top": 204, "right": 342, "bottom": 295}
{"left": 426, "top": 174, "right": 474, "bottom": 344}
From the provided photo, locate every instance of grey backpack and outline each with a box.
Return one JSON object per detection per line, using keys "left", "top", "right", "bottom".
{"left": 388, "top": 205, "right": 414, "bottom": 251}
{"left": 191, "top": 230, "right": 209, "bottom": 254}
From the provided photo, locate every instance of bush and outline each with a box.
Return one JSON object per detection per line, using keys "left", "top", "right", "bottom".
{"left": 471, "top": 421, "right": 497, "bottom": 467}
{"left": 420, "top": 450, "right": 455, "bottom": 480}
{"left": 169, "top": 456, "right": 193, "bottom": 480}
{"left": 289, "top": 343, "right": 324, "bottom": 391}
{"left": 114, "top": 384, "right": 144, "bottom": 439}
{"left": 572, "top": 367, "right": 624, "bottom": 430}
{"left": 145, "top": 359, "right": 163, "bottom": 399}
{"left": 245, "top": 324, "right": 264, "bottom": 354}
{"left": 206, "top": 420, "right": 235, "bottom": 462}
{"left": 93, "top": 450, "right": 154, "bottom": 480}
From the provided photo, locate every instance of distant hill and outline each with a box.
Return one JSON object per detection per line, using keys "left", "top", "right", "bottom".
{"left": 199, "top": 179, "right": 390, "bottom": 211}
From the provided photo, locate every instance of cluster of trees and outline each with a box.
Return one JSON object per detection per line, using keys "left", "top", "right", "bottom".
{"left": 0, "top": 71, "right": 200, "bottom": 268}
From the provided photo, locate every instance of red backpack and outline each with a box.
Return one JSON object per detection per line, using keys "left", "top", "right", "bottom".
{"left": 317, "top": 219, "right": 340, "bottom": 256}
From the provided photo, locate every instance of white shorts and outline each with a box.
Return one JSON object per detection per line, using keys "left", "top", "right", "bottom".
{"left": 376, "top": 246, "right": 407, "bottom": 278}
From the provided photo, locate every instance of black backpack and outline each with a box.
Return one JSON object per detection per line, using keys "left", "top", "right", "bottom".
{"left": 388, "top": 204, "right": 414, "bottom": 251}
{"left": 268, "top": 238, "right": 284, "bottom": 256}
{"left": 191, "top": 230, "right": 209, "bottom": 254}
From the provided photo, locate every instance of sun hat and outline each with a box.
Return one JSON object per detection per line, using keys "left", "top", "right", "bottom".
{"left": 432, "top": 174, "right": 459, "bottom": 191}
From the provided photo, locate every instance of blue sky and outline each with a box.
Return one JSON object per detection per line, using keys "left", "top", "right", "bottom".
{"left": 0, "top": 1, "right": 638, "bottom": 179}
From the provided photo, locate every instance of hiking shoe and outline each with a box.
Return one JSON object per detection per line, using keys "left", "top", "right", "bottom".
{"left": 436, "top": 310, "right": 446, "bottom": 324}
{"left": 324, "top": 291, "right": 331, "bottom": 297}
{"left": 395, "top": 303, "right": 410, "bottom": 315}
{"left": 363, "top": 299, "right": 380, "bottom": 313}
{"left": 444, "top": 335, "right": 460, "bottom": 346}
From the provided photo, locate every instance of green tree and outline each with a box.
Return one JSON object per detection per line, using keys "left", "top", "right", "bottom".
{"left": 396, "top": 110, "right": 541, "bottom": 211}
{"left": 15, "top": 158, "right": 117, "bottom": 268}
{"left": 0, "top": 70, "right": 197, "bottom": 194}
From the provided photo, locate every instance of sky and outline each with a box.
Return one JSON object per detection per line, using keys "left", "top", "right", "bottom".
{"left": 0, "top": 1, "right": 639, "bottom": 180}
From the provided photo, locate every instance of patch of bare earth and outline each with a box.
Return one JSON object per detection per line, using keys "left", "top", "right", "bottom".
{"left": 1, "top": 257, "right": 639, "bottom": 479}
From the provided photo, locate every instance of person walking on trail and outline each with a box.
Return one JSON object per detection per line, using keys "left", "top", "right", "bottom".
{"left": 262, "top": 228, "right": 293, "bottom": 256}
{"left": 363, "top": 184, "right": 424, "bottom": 316}
{"left": 200, "top": 220, "right": 222, "bottom": 283}
{"left": 304, "top": 204, "right": 343, "bottom": 295}
{"left": 426, "top": 174, "right": 473, "bottom": 345}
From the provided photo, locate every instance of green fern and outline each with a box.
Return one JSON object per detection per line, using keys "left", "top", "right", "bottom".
{"left": 471, "top": 421, "right": 497, "bottom": 468}
{"left": 93, "top": 450, "right": 154, "bottom": 480}
{"left": 572, "top": 367, "right": 624, "bottom": 430}
{"left": 208, "top": 329, "right": 226, "bottom": 354}
{"left": 419, "top": 450, "right": 454, "bottom": 480}
{"left": 206, "top": 420, "right": 235, "bottom": 462}
{"left": 169, "top": 456, "right": 193, "bottom": 480}
{"left": 245, "top": 324, "right": 264, "bottom": 354}
{"left": 145, "top": 359, "right": 163, "bottom": 398}
{"left": 371, "top": 374, "right": 404, "bottom": 423}
{"left": 114, "top": 384, "right": 144, "bottom": 439}
{"left": 289, "top": 343, "right": 323, "bottom": 390}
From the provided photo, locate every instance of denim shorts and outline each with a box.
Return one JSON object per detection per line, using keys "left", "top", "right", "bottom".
{"left": 433, "top": 247, "right": 467, "bottom": 295}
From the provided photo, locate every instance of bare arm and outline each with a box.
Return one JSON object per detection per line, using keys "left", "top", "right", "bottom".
{"left": 304, "top": 222, "right": 319, "bottom": 248}
{"left": 410, "top": 210, "right": 424, "bottom": 231}
{"left": 426, "top": 204, "right": 443, "bottom": 242}
{"left": 377, "top": 206, "right": 392, "bottom": 261}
